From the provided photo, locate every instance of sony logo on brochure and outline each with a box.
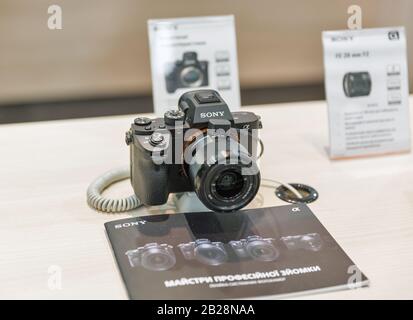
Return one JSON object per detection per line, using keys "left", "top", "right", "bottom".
{"left": 200, "top": 111, "right": 225, "bottom": 119}
{"left": 114, "top": 220, "right": 146, "bottom": 229}
{"left": 331, "top": 35, "right": 354, "bottom": 42}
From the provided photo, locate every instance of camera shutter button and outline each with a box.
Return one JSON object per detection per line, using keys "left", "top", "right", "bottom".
{"left": 150, "top": 132, "right": 165, "bottom": 146}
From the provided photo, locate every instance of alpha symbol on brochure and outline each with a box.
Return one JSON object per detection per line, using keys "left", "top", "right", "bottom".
{"left": 388, "top": 31, "right": 400, "bottom": 41}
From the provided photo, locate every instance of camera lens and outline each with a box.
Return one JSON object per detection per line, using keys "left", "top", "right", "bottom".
{"left": 215, "top": 169, "right": 244, "bottom": 199}
{"left": 187, "top": 136, "right": 260, "bottom": 212}
{"left": 195, "top": 243, "right": 227, "bottom": 266}
{"left": 343, "top": 72, "right": 372, "bottom": 97}
{"left": 141, "top": 248, "right": 176, "bottom": 271}
{"left": 195, "top": 163, "right": 259, "bottom": 212}
{"left": 180, "top": 66, "right": 203, "bottom": 87}
{"left": 246, "top": 240, "right": 279, "bottom": 262}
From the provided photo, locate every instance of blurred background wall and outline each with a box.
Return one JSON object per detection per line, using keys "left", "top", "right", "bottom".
{"left": 0, "top": 0, "right": 412, "bottom": 121}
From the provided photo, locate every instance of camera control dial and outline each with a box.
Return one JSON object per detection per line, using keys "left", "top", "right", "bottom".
{"left": 164, "top": 109, "right": 185, "bottom": 126}
{"left": 134, "top": 117, "right": 152, "bottom": 126}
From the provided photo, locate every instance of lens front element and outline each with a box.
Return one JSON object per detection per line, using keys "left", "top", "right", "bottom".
{"left": 246, "top": 240, "right": 280, "bottom": 262}
{"left": 192, "top": 161, "right": 260, "bottom": 213}
{"left": 186, "top": 134, "right": 261, "bottom": 213}
{"left": 194, "top": 243, "right": 227, "bottom": 266}
{"left": 141, "top": 248, "right": 176, "bottom": 271}
{"left": 214, "top": 169, "right": 245, "bottom": 199}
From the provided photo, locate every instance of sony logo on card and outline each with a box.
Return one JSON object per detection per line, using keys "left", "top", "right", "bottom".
{"left": 331, "top": 36, "right": 354, "bottom": 42}
{"left": 114, "top": 220, "right": 147, "bottom": 229}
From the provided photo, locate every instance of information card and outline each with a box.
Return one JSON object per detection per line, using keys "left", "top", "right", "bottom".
{"left": 148, "top": 15, "right": 241, "bottom": 115}
{"left": 322, "top": 27, "right": 410, "bottom": 159}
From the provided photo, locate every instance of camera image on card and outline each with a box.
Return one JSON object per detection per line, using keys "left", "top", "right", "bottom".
{"left": 229, "top": 235, "right": 280, "bottom": 262}
{"left": 125, "top": 243, "right": 176, "bottom": 271}
{"left": 343, "top": 71, "right": 372, "bottom": 98}
{"left": 164, "top": 52, "right": 209, "bottom": 93}
{"left": 281, "top": 233, "right": 323, "bottom": 252}
{"left": 178, "top": 239, "right": 228, "bottom": 266}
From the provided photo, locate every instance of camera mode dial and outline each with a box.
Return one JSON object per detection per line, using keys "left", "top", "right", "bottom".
{"left": 164, "top": 109, "right": 185, "bottom": 126}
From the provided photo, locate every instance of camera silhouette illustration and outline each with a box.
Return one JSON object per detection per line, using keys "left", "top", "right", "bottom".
{"left": 280, "top": 233, "right": 323, "bottom": 252}
{"left": 229, "top": 235, "right": 280, "bottom": 262}
{"left": 165, "top": 52, "right": 209, "bottom": 93}
{"left": 125, "top": 243, "right": 176, "bottom": 271}
{"left": 178, "top": 239, "right": 228, "bottom": 266}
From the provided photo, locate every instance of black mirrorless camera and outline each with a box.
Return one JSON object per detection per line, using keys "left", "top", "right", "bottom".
{"left": 165, "top": 52, "right": 209, "bottom": 93}
{"left": 126, "top": 90, "right": 262, "bottom": 212}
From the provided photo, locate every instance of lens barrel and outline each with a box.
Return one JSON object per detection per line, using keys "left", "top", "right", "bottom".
{"left": 187, "top": 136, "right": 260, "bottom": 212}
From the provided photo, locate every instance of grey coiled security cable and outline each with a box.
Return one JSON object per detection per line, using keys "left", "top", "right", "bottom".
{"left": 86, "top": 167, "right": 141, "bottom": 213}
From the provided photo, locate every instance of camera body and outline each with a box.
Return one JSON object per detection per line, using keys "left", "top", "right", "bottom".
{"left": 178, "top": 239, "right": 227, "bottom": 266}
{"left": 280, "top": 233, "right": 323, "bottom": 252}
{"left": 125, "top": 243, "right": 176, "bottom": 271}
{"left": 229, "top": 235, "right": 280, "bottom": 262}
{"left": 343, "top": 72, "right": 372, "bottom": 97}
{"left": 165, "top": 52, "right": 209, "bottom": 93}
{"left": 126, "top": 90, "right": 262, "bottom": 212}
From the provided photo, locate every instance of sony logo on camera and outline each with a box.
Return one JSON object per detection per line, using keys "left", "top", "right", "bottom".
{"left": 199, "top": 111, "right": 225, "bottom": 119}
{"left": 114, "top": 220, "right": 147, "bottom": 229}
